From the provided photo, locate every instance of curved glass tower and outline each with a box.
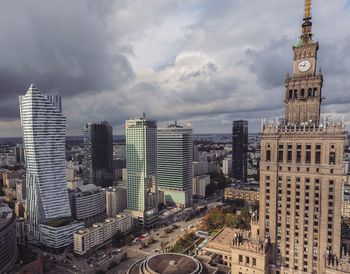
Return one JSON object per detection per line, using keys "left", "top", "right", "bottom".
{"left": 19, "top": 84, "right": 81, "bottom": 247}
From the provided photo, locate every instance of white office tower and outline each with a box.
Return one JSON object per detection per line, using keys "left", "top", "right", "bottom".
{"left": 125, "top": 116, "right": 158, "bottom": 229}
{"left": 157, "top": 122, "right": 193, "bottom": 208}
{"left": 19, "top": 84, "right": 83, "bottom": 249}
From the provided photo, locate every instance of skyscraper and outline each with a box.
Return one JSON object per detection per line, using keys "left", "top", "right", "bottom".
{"left": 19, "top": 84, "right": 83, "bottom": 248}
{"left": 83, "top": 121, "right": 113, "bottom": 188}
{"left": 259, "top": 2, "right": 349, "bottom": 271}
{"left": 125, "top": 116, "right": 158, "bottom": 228}
{"left": 157, "top": 122, "right": 192, "bottom": 208}
{"left": 228, "top": 1, "right": 350, "bottom": 273}
{"left": 232, "top": 120, "right": 248, "bottom": 182}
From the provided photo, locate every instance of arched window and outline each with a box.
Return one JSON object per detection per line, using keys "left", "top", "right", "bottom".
{"left": 308, "top": 88, "right": 312, "bottom": 98}
{"left": 289, "top": 90, "right": 293, "bottom": 99}
{"left": 313, "top": 88, "right": 318, "bottom": 97}
{"left": 266, "top": 144, "right": 271, "bottom": 162}
{"left": 300, "top": 89, "right": 305, "bottom": 98}
{"left": 294, "top": 90, "right": 298, "bottom": 99}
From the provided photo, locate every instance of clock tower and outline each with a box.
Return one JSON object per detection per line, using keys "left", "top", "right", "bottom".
{"left": 285, "top": 0, "right": 323, "bottom": 126}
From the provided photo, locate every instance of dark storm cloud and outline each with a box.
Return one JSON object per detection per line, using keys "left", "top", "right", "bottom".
{"left": 0, "top": 0, "right": 133, "bottom": 119}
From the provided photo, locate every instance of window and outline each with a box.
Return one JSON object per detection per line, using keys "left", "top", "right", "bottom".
{"left": 308, "top": 88, "right": 312, "bottom": 98}
{"left": 315, "top": 145, "right": 321, "bottom": 164}
{"left": 253, "top": 258, "right": 256, "bottom": 267}
{"left": 239, "top": 255, "right": 243, "bottom": 263}
{"left": 296, "top": 145, "right": 302, "bottom": 163}
{"left": 294, "top": 90, "right": 298, "bottom": 99}
{"left": 278, "top": 145, "right": 284, "bottom": 162}
{"left": 289, "top": 90, "right": 293, "bottom": 99}
{"left": 246, "top": 256, "right": 250, "bottom": 264}
{"left": 287, "top": 144, "right": 293, "bottom": 162}
{"left": 266, "top": 147, "right": 271, "bottom": 162}
{"left": 329, "top": 152, "right": 336, "bottom": 165}
{"left": 300, "top": 89, "right": 305, "bottom": 98}
{"left": 306, "top": 145, "right": 311, "bottom": 163}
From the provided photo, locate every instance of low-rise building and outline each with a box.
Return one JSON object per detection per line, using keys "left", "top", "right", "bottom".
{"left": 74, "top": 213, "right": 132, "bottom": 255}
{"left": 40, "top": 219, "right": 84, "bottom": 250}
{"left": 105, "top": 186, "right": 127, "bottom": 217}
{"left": 192, "top": 175, "right": 210, "bottom": 198}
{"left": 222, "top": 158, "right": 232, "bottom": 177}
{"left": 69, "top": 184, "right": 105, "bottom": 226}
{"left": 224, "top": 187, "right": 259, "bottom": 204}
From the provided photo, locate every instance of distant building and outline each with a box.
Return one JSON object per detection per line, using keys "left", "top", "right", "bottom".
{"left": 83, "top": 122, "right": 113, "bottom": 188}
{"left": 67, "top": 180, "right": 84, "bottom": 190}
{"left": 232, "top": 120, "right": 248, "bottom": 182}
{"left": 74, "top": 213, "right": 132, "bottom": 255}
{"left": 16, "top": 217, "right": 27, "bottom": 246}
{"left": 15, "top": 201, "right": 26, "bottom": 219}
{"left": 342, "top": 183, "right": 350, "bottom": 218}
{"left": 193, "top": 145, "right": 199, "bottom": 162}
{"left": 192, "top": 175, "right": 210, "bottom": 198}
{"left": 19, "top": 84, "right": 82, "bottom": 248}
{"left": 69, "top": 184, "right": 105, "bottom": 226}
{"left": 157, "top": 123, "right": 193, "bottom": 208}
{"left": 125, "top": 116, "right": 158, "bottom": 228}
{"left": 0, "top": 203, "right": 17, "bottom": 272}
{"left": 222, "top": 157, "right": 232, "bottom": 177}
{"left": 105, "top": 186, "right": 127, "bottom": 217}
{"left": 193, "top": 161, "right": 208, "bottom": 176}
{"left": 224, "top": 188, "right": 259, "bottom": 204}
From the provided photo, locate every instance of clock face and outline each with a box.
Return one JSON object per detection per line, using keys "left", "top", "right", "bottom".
{"left": 298, "top": 60, "right": 312, "bottom": 72}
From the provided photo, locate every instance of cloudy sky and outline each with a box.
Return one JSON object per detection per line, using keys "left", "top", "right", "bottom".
{"left": 1, "top": 0, "right": 350, "bottom": 137}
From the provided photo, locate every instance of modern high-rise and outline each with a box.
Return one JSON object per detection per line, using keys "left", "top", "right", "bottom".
{"left": 19, "top": 84, "right": 83, "bottom": 248}
{"left": 125, "top": 116, "right": 158, "bottom": 228}
{"left": 232, "top": 120, "right": 248, "bottom": 182}
{"left": 83, "top": 121, "right": 113, "bottom": 188}
{"left": 157, "top": 122, "right": 192, "bottom": 208}
{"left": 227, "top": 1, "right": 350, "bottom": 273}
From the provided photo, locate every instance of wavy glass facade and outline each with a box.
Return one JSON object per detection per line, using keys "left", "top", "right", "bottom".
{"left": 19, "top": 84, "right": 73, "bottom": 244}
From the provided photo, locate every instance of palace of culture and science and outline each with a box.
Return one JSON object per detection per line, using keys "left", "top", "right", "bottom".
{"left": 227, "top": 1, "right": 350, "bottom": 274}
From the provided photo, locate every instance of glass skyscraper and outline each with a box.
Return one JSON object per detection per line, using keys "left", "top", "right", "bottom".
{"left": 232, "top": 120, "right": 248, "bottom": 182}
{"left": 157, "top": 122, "right": 192, "bottom": 208}
{"left": 125, "top": 116, "right": 158, "bottom": 228}
{"left": 19, "top": 84, "right": 83, "bottom": 248}
{"left": 83, "top": 121, "right": 113, "bottom": 188}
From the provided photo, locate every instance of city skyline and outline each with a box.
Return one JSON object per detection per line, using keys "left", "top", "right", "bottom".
{"left": 1, "top": 0, "right": 350, "bottom": 137}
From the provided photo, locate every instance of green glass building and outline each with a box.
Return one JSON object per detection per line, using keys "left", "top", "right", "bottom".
{"left": 125, "top": 116, "right": 158, "bottom": 228}
{"left": 157, "top": 122, "right": 192, "bottom": 208}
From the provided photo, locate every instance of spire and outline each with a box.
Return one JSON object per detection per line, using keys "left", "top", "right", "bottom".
{"left": 304, "top": 0, "right": 311, "bottom": 19}
{"left": 296, "top": 0, "right": 314, "bottom": 47}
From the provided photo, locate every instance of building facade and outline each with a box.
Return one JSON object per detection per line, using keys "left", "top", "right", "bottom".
{"left": 105, "top": 186, "right": 127, "bottom": 217}
{"left": 192, "top": 175, "right": 210, "bottom": 198}
{"left": 74, "top": 213, "right": 132, "bottom": 255}
{"left": 69, "top": 184, "right": 105, "bottom": 226}
{"left": 157, "top": 123, "right": 193, "bottom": 208}
{"left": 125, "top": 116, "right": 158, "bottom": 228}
{"left": 83, "top": 122, "right": 113, "bottom": 188}
{"left": 222, "top": 2, "right": 350, "bottom": 273}
{"left": 19, "top": 84, "right": 81, "bottom": 248}
{"left": 222, "top": 157, "right": 233, "bottom": 177}
{"left": 232, "top": 120, "right": 248, "bottom": 182}
{"left": 224, "top": 188, "right": 259, "bottom": 204}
